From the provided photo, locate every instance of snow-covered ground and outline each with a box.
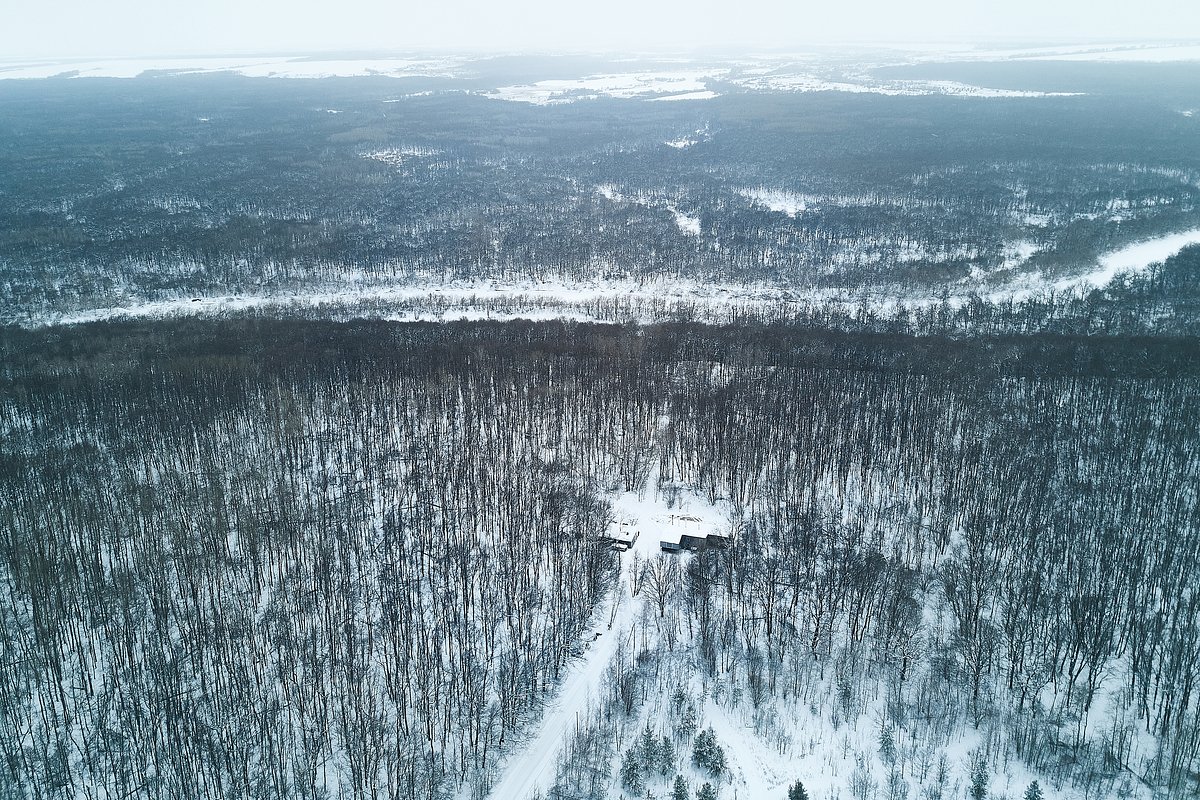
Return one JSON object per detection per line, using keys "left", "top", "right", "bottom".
{"left": 664, "top": 126, "right": 710, "bottom": 149}
{"left": 672, "top": 210, "right": 702, "bottom": 236}
{"left": 486, "top": 69, "right": 1081, "bottom": 103}
{"left": 361, "top": 146, "right": 444, "bottom": 168}
{"left": 1049, "top": 227, "right": 1200, "bottom": 291}
{"left": 485, "top": 71, "right": 721, "bottom": 104}
{"left": 732, "top": 71, "right": 1081, "bottom": 97}
{"left": 484, "top": 469, "right": 732, "bottom": 800}
{"left": 651, "top": 90, "right": 719, "bottom": 102}
{"left": 740, "top": 187, "right": 811, "bottom": 217}
{"left": 0, "top": 55, "right": 468, "bottom": 80}
{"left": 3, "top": 42, "right": 1196, "bottom": 88}
{"left": 17, "top": 223, "right": 1200, "bottom": 330}
{"left": 595, "top": 184, "right": 704, "bottom": 238}
{"left": 482, "top": 570, "right": 636, "bottom": 800}
{"left": 16, "top": 277, "right": 852, "bottom": 328}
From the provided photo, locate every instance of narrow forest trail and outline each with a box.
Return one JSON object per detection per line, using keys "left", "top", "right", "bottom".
{"left": 482, "top": 572, "right": 638, "bottom": 800}
{"left": 483, "top": 469, "right": 671, "bottom": 800}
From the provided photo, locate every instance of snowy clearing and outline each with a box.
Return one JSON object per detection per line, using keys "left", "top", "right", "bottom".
{"left": 672, "top": 210, "right": 702, "bottom": 236}
{"left": 650, "top": 90, "right": 719, "bottom": 101}
{"left": 740, "top": 187, "right": 810, "bottom": 217}
{"left": 17, "top": 278, "right": 861, "bottom": 328}
{"left": 485, "top": 72, "right": 720, "bottom": 104}
{"left": 733, "top": 71, "right": 1081, "bottom": 97}
{"left": 361, "top": 146, "right": 443, "bottom": 167}
{"left": 1050, "top": 227, "right": 1200, "bottom": 291}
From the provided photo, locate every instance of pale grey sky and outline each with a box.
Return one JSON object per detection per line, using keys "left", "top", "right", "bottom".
{"left": 2, "top": 0, "right": 1198, "bottom": 58}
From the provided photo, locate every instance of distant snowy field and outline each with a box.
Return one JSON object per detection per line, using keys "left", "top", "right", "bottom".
{"left": 1049, "top": 228, "right": 1200, "bottom": 292}
{"left": 18, "top": 229, "right": 1200, "bottom": 329}
{"left": 1014, "top": 43, "right": 1200, "bottom": 62}
{"left": 484, "top": 71, "right": 720, "bottom": 104}
{"left": 1, "top": 42, "right": 1195, "bottom": 102}
{"left": 0, "top": 55, "right": 469, "bottom": 80}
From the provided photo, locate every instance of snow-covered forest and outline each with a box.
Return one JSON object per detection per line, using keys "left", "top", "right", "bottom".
{"left": 2, "top": 55, "right": 1200, "bottom": 324}
{"left": 2, "top": 47, "right": 1200, "bottom": 800}
{"left": 2, "top": 317, "right": 1197, "bottom": 799}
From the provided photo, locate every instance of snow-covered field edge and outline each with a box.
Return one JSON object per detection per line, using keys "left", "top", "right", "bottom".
{"left": 8, "top": 228, "right": 1198, "bottom": 330}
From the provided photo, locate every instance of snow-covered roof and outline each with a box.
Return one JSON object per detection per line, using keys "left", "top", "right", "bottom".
{"left": 655, "top": 513, "right": 729, "bottom": 548}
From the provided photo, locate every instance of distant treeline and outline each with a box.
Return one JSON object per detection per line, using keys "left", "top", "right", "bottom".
{"left": 1, "top": 76, "right": 1199, "bottom": 316}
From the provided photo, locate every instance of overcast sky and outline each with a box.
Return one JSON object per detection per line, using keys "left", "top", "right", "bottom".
{"left": 3, "top": 0, "right": 1199, "bottom": 58}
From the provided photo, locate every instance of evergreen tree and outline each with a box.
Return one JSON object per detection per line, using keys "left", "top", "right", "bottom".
{"left": 639, "top": 723, "right": 660, "bottom": 771}
{"left": 692, "top": 728, "right": 727, "bottom": 776}
{"left": 679, "top": 703, "right": 698, "bottom": 741}
{"left": 1023, "top": 781, "right": 1043, "bottom": 800}
{"left": 658, "top": 735, "right": 677, "bottom": 776}
{"left": 671, "top": 775, "right": 690, "bottom": 800}
{"left": 621, "top": 748, "right": 644, "bottom": 795}
{"left": 878, "top": 725, "right": 897, "bottom": 766}
{"left": 697, "top": 782, "right": 718, "bottom": 800}
{"left": 709, "top": 740, "right": 727, "bottom": 776}
{"left": 788, "top": 780, "right": 810, "bottom": 800}
{"left": 969, "top": 759, "right": 988, "bottom": 800}
{"left": 692, "top": 729, "right": 712, "bottom": 770}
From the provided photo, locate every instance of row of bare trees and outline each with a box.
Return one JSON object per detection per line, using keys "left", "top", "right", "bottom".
{"left": 654, "top": 328, "right": 1200, "bottom": 795}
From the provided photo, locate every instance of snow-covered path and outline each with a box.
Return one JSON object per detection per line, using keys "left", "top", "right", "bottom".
{"left": 482, "top": 575, "right": 638, "bottom": 800}
{"left": 484, "top": 484, "right": 667, "bottom": 800}
{"left": 483, "top": 458, "right": 733, "bottom": 800}
{"left": 15, "top": 278, "right": 806, "bottom": 328}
